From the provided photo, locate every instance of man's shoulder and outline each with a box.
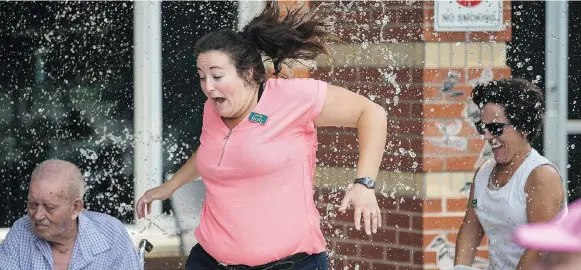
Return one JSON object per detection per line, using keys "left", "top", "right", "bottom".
{"left": 80, "top": 210, "right": 135, "bottom": 251}
{"left": 83, "top": 210, "right": 124, "bottom": 225}
{"left": 9, "top": 216, "right": 33, "bottom": 234}
{"left": 82, "top": 210, "right": 126, "bottom": 234}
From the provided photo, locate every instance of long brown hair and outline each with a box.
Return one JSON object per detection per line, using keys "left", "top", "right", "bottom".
{"left": 193, "top": 1, "right": 337, "bottom": 84}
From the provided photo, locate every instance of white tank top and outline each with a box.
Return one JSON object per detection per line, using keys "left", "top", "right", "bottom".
{"left": 472, "top": 149, "right": 566, "bottom": 270}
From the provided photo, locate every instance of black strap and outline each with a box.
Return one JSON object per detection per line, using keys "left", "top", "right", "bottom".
{"left": 223, "top": 253, "right": 309, "bottom": 270}
{"left": 257, "top": 82, "right": 265, "bottom": 102}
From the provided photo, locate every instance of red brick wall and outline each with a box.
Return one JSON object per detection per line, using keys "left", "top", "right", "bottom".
{"left": 275, "top": 0, "right": 513, "bottom": 269}
{"left": 316, "top": 189, "right": 492, "bottom": 269}
{"left": 307, "top": 0, "right": 512, "bottom": 173}
{"left": 312, "top": 66, "right": 424, "bottom": 172}
{"left": 316, "top": 188, "right": 424, "bottom": 269}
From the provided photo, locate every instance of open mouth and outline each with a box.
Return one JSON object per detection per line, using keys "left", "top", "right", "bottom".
{"left": 213, "top": 97, "right": 226, "bottom": 104}
{"left": 490, "top": 139, "right": 503, "bottom": 149}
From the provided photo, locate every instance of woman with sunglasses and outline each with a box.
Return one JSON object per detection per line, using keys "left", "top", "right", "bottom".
{"left": 454, "top": 78, "right": 567, "bottom": 270}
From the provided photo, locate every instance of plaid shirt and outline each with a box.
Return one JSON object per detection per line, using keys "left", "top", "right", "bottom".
{"left": 0, "top": 210, "right": 141, "bottom": 270}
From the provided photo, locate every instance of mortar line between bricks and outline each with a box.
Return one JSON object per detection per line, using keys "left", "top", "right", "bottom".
{"left": 327, "top": 227, "right": 424, "bottom": 235}
{"left": 327, "top": 239, "right": 424, "bottom": 251}
{"left": 423, "top": 229, "right": 464, "bottom": 234}
{"left": 383, "top": 135, "right": 424, "bottom": 139}
{"left": 386, "top": 100, "right": 425, "bottom": 104}
{"left": 341, "top": 256, "right": 421, "bottom": 267}
{"left": 385, "top": 210, "right": 423, "bottom": 217}
{"left": 318, "top": 131, "right": 357, "bottom": 136}
{"left": 336, "top": 229, "right": 425, "bottom": 235}
{"left": 390, "top": 6, "right": 424, "bottom": 11}
{"left": 422, "top": 100, "right": 468, "bottom": 105}
{"left": 423, "top": 212, "right": 464, "bottom": 217}
{"left": 317, "top": 149, "right": 359, "bottom": 154}
{"left": 329, "top": 221, "right": 423, "bottom": 231}
{"left": 385, "top": 117, "right": 424, "bottom": 121}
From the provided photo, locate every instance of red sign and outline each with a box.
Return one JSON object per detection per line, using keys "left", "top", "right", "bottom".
{"left": 457, "top": 0, "right": 482, "bottom": 7}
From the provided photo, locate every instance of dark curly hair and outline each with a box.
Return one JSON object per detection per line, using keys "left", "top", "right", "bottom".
{"left": 193, "top": 1, "right": 338, "bottom": 85}
{"left": 471, "top": 77, "right": 545, "bottom": 142}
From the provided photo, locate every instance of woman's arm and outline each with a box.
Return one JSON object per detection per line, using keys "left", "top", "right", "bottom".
{"left": 314, "top": 84, "right": 387, "bottom": 180}
{"left": 136, "top": 149, "right": 200, "bottom": 218}
{"left": 314, "top": 84, "right": 387, "bottom": 235}
{"left": 164, "top": 149, "right": 201, "bottom": 193}
{"left": 454, "top": 175, "right": 485, "bottom": 266}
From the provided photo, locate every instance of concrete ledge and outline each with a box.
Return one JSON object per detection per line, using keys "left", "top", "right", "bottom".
{"left": 0, "top": 228, "right": 7, "bottom": 244}
{"left": 315, "top": 166, "right": 422, "bottom": 197}
{"left": 424, "top": 41, "right": 507, "bottom": 68}
{"left": 314, "top": 42, "right": 507, "bottom": 69}
{"left": 423, "top": 171, "right": 474, "bottom": 198}
{"left": 315, "top": 43, "right": 425, "bottom": 68}
{"left": 315, "top": 166, "right": 475, "bottom": 199}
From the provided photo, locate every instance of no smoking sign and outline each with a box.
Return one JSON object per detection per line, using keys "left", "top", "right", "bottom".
{"left": 434, "top": 0, "right": 503, "bottom": 32}
{"left": 456, "top": 0, "right": 482, "bottom": 7}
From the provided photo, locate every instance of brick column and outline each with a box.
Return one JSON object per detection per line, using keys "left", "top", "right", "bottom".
{"left": 276, "top": 1, "right": 513, "bottom": 269}
{"left": 415, "top": 1, "right": 511, "bottom": 269}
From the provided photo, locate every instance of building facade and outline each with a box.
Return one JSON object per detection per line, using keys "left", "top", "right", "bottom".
{"left": 1, "top": 1, "right": 580, "bottom": 270}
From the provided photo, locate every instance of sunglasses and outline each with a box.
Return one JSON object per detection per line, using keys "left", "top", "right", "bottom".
{"left": 474, "top": 121, "right": 512, "bottom": 137}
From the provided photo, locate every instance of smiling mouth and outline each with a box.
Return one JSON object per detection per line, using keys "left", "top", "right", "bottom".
{"left": 490, "top": 139, "right": 503, "bottom": 149}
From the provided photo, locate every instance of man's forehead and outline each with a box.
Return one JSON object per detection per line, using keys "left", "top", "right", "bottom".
{"left": 29, "top": 178, "right": 68, "bottom": 200}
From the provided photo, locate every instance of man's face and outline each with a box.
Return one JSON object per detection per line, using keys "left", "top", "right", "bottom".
{"left": 533, "top": 251, "right": 581, "bottom": 270}
{"left": 27, "top": 178, "right": 80, "bottom": 241}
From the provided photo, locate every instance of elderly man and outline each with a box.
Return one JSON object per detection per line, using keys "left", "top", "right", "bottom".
{"left": 0, "top": 159, "right": 141, "bottom": 270}
{"left": 513, "top": 198, "right": 581, "bottom": 270}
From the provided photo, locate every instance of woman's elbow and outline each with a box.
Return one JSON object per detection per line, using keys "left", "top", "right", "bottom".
{"left": 369, "top": 102, "right": 387, "bottom": 125}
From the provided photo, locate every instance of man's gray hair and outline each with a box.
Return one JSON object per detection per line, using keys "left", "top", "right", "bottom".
{"left": 31, "top": 159, "right": 86, "bottom": 199}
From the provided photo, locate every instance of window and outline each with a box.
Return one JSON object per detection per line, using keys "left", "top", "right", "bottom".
{"left": 0, "top": 1, "right": 237, "bottom": 227}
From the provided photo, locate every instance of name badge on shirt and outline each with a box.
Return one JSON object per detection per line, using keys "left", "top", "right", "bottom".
{"left": 471, "top": 199, "right": 478, "bottom": 208}
{"left": 249, "top": 112, "right": 268, "bottom": 125}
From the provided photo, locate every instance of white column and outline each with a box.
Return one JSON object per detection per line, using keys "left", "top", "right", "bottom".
{"left": 237, "top": 0, "right": 266, "bottom": 31}
{"left": 544, "top": 1, "right": 569, "bottom": 200}
{"left": 133, "top": 1, "right": 163, "bottom": 223}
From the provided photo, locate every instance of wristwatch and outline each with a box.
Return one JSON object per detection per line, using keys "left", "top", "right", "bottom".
{"left": 353, "top": 177, "right": 376, "bottom": 189}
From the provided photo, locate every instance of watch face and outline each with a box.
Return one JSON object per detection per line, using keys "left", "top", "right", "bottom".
{"left": 365, "top": 178, "right": 375, "bottom": 188}
{"left": 356, "top": 177, "right": 375, "bottom": 189}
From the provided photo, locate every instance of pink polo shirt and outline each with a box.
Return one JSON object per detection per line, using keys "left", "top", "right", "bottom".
{"left": 195, "top": 78, "right": 328, "bottom": 266}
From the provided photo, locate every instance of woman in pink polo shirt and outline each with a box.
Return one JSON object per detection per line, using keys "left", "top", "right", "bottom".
{"left": 136, "top": 2, "right": 387, "bottom": 269}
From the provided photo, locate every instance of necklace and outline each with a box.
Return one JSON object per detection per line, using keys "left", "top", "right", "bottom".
{"left": 488, "top": 150, "right": 532, "bottom": 190}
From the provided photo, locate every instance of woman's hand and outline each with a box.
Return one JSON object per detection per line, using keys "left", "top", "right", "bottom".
{"left": 338, "top": 183, "right": 382, "bottom": 235}
{"left": 136, "top": 183, "right": 175, "bottom": 219}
